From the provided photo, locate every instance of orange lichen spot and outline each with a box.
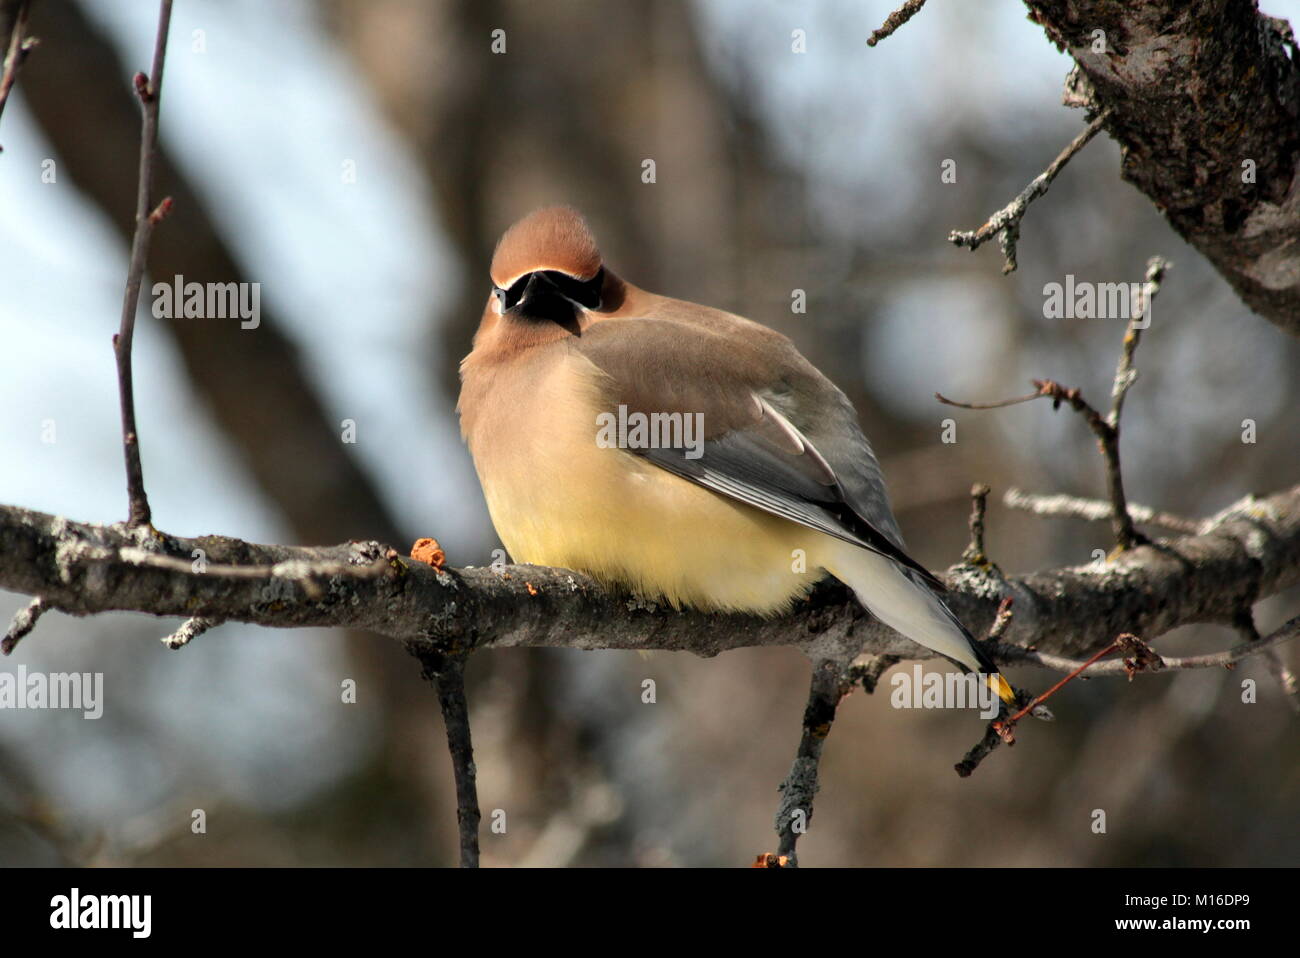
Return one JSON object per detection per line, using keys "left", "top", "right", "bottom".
{"left": 525, "top": 582, "right": 539, "bottom": 596}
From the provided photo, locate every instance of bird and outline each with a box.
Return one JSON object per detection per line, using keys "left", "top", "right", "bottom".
{"left": 458, "top": 205, "right": 1016, "bottom": 708}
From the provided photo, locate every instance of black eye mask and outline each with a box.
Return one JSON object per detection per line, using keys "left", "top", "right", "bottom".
{"left": 494, "top": 267, "right": 604, "bottom": 312}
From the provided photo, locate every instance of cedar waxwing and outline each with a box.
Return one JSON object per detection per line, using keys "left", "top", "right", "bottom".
{"left": 458, "top": 206, "right": 1016, "bottom": 706}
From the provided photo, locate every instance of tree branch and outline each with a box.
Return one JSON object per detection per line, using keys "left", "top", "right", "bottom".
{"left": 772, "top": 658, "right": 853, "bottom": 867}
{"left": 948, "top": 110, "right": 1110, "bottom": 273}
{"left": 961, "top": 482, "right": 993, "bottom": 567}
{"left": 2, "top": 488, "right": 1296, "bottom": 669}
{"left": 1003, "top": 488, "right": 1203, "bottom": 536}
{"left": 414, "top": 650, "right": 480, "bottom": 868}
{"left": 0, "top": 0, "right": 36, "bottom": 150}
{"left": 939, "top": 256, "right": 1168, "bottom": 552}
{"left": 998, "top": 614, "right": 1300, "bottom": 676}
{"left": 867, "top": 0, "right": 929, "bottom": 48}
{"left": 113, "top": 0, "right": 173, "bottom": 528}
{"left": 1024, "top": 0, "right": 1300, "bottom": 337}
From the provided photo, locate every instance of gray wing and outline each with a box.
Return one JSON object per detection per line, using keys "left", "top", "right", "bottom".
{"left": 639, "top": 395, "right": 944, "bottom": 592}
{"left": 575, "top": 315, "right": 943, "bottom": 591}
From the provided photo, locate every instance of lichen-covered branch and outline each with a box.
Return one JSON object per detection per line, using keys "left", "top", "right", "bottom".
{"left": 867, "top": 0, "right": 929, "bottom": 48}
{"left": 1, "top": 488, "right": 1297, "bottom": 669}
{"left": 1003, "top": 488, "right": 1203, "bottom": 536}
{"left": 948, "top": 110, "right": 1109, "bottom": 274}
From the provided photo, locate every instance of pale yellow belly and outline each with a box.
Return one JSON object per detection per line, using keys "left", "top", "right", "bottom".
{"left": 466, "top": 355, "right": 822, "bottom": 614}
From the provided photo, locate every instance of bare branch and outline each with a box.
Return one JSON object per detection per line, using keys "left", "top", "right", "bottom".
{"left": 0, "top": 0, "right": 36, "bottom": 150}
{"left": 161, "top": 615, "right": 220, "bottom": 650}
{"left": 1234, "top": 611, "right": 1300, "bottom": 715}
{"left": 948, "top": 109, "right": 1111, "bottom": 273}
{"left": 946, "top": 376, "right": 1147, "bottom": 550}
{"left": 866, "top": 0, "right": 928, "bottom": 47}
{"left": 2, "top": 595, "right": 44, "bottom": 655}
{"left": 1109, "top": 256, "right": 1168, "bottom": 428}
{"left": 961, "top": 482, "right": 992, "bottom": 566}
{"left": 114, "top": 0, "right": 174, "bottom": 528}
{"left": 1, "top": 495, "right": 1297, "bottom": 671}
{"left": 954, "top": 725, "right": 1003, "bottom": 778}
{"left": 936, "top": 389, "right": 1041, "bottom": 410}
{"left": 997, "top": 616, "right": 1300, "bottom": 676}
{"left": 773, "top": 658, "right": 853, "bottom": 866}
{"left": 1035, "top": 375, "right": 1145, "bottom": 550}
{"left": 415, "top": 650, "right": 480, "bottom": 868}
{"left": 1004, "top": 488, "right": 1203, "bottom": 536}
{"left": 960, "top": 627, "right": 1159, "bottom": 776}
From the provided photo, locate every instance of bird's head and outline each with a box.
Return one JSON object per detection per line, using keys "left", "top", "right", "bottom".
{"left": 488, "top": 206, "right": 606, "bottom": 321}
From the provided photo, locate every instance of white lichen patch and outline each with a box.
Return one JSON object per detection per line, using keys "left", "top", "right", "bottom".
{"left": 57, "top": 538, "right": 113, "bottom": 583}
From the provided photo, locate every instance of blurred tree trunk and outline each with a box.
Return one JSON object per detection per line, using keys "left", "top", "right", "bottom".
{"left": 19, "top": 0, "right": 448, "bottom": 864}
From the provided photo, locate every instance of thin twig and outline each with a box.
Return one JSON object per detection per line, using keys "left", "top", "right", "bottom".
{"left": 0, "top": 0, "right": 36, "bottom": 151}
{"left": 955, "top": 597, "right": 1033, "bottom": 777}
{"left": 1093, "top": 257, "right": 1170, "bottom": 548}
{"left": 940, "top": 377, "right": 1147, "bottom": 550}
{"left": 1042, "top": 374, "right": 1143, "bottom": 550}
{"left": 114, "top": 0, "right": 175, "bottom": 528}
{"left": 986, "top": 595, "right": 1015, "bottom": 643}
{"left": 1234, "top": 611, "right": 1300, "bottom": 714}
{"left": 1007, "top": 634, "right": 1159, "bottom": 726}
{"left": 866, "top": 0, "right": 928, "bottom": 47}
{"left": 997, "top": 615, "right": 1300, "bottom": 675}
{"left": 2, "top": 596, "right": 45, "bottom": 655}
{"left": 773, "top": 658, "right": 852, "bottom": 867}
{"left": 847, "top": 653, "right": 899, "bottom": 694}
{"left": 962, "top": 482, "right": 992, "bottom": 566}
{"left": 940, "top": 257, "right": 1170, "bottom": 551}
{"left": 959, "top": 631, "right": 1162, "bottom": 776}
{"left": 954, "top": 724, "right": 1002, "bottom": 778}
{"left": 1109, "top": 257, "right": 1168, "bottom": 427}
{"left": 416, "top": 650, "right": 480, "bottom": 868}
{"left": 936, "top": 389, "right": 1040, "bottom": 410}
{"left": 161, "top": 615, "right": 221, "bottom": 650}
{"left": 980, "top": 596, "right": 1046, "bottom": 714}
{"left": 1004, "top": 488, "right": 1203, "bottom": 536}
{"left": 949, "top": 109, "right": 1111, "bottom": 273}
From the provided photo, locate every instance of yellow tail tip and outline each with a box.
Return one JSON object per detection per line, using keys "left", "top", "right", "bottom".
{"left": 987, "top": 673, "right": 1017, "bottom": 706}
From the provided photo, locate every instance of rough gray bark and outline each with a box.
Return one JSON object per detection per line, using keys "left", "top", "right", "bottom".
{"left": 3, "top": 486, "right": 1297, "bottom": 666}
{"left": 1024, "top": 0, "right": 1300, "bottom": 336}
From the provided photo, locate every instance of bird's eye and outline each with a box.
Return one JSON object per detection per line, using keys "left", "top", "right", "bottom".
{"left": 494, "top": 276, "right": 530, "bottom": 311}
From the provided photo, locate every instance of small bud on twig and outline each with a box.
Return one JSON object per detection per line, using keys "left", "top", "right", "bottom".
{"left": 133, "top": 71, "right": 153, "bottom": 103}
{"left": 148, "top": 196, "right": 174, "bottom": 225}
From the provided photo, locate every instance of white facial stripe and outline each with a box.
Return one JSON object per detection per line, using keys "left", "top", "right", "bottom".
{"left": 492, "top": 267, "right": 598, "bottom": 290}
